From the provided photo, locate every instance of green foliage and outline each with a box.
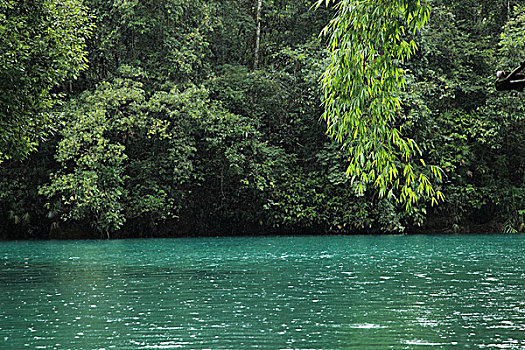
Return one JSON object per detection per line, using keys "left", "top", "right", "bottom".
{"left": 40, "top": 73, "right": 144, "bottom": 236}
{"left": 40, "top": 68, "right": 293, "bottom": 236}
{"left": 317, "top": 0, "right": 443, "bottom": 208}
{"left": 0, "top": 0, "right": 93, "bottom": 160}
{"left": 499, "top": 4, "right": 525, "bottom": 65}
{"left": 84, "top": 0, "right": 213, "bottom": 87}
{"left": 2, "top": 0, "right": 525, "bottom": 238}
{"left": 409, "top": 0, "right": 524, "bottom": 232}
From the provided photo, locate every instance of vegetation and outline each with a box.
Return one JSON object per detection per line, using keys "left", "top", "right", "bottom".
{"left": 317, "top": 0, "right": 444, "bottom": 208}
{"left": 0, "top": 0, "right": 93, "bottom": 160}
{"left": 0, "top": 0, "right": 524, "bottom": 239}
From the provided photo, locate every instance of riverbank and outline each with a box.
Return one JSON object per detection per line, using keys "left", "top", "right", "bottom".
{"left": 0, "top": 215, "right": 511, "bottom": 240}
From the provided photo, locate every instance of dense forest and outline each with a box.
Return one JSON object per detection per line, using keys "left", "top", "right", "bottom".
{"left": 1, "top": 0, "right": 524, "bottom": 239}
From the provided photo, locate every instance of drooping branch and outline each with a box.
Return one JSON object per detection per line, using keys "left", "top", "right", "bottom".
{"left": 316, "top": 0, "right": 444, "bottom": 208}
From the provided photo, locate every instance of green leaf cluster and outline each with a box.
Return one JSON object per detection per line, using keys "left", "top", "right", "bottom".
{"left": 0, "top": 0, "right": 93, "bottom": 159}
{"left": 317, "top": 0, "right": 444, "bottom": 208}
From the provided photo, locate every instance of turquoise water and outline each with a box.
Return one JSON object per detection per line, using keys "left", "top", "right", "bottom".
{"left": 0, "top": 235, "right": 524, "bottom": 349}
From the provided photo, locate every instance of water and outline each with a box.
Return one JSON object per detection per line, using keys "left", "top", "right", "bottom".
{"left": 0, "top": 235, "right": 524, "bottom": 349}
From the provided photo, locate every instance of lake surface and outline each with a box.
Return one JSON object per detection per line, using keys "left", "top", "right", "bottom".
{"left": 1, "top": 235, "right": 524, "bottom": 349}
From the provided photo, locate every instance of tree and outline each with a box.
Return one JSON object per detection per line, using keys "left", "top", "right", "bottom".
{"left": 82, "top": 0, "right": 213, "bottom": 88}
{"left": 0, "top": 0, "right": 93, "bottom": 160}
{"left": 316, "top": 0, "right": 443, "bottom": 208}
{"left": 254, "top": 0, "right": 263, "bottom": 69}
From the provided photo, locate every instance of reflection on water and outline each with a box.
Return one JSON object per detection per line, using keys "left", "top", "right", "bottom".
{"left": 1, "top": 235, "right": 524, "bottom": 349}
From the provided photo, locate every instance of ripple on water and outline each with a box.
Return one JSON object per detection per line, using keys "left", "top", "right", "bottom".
{"left": 0, "top": 235, "right": 524, "bottom": 349}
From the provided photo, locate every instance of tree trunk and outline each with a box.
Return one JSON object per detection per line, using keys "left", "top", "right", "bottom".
{"left": 254, "top": 0, "right": 263, "bottom": 70}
